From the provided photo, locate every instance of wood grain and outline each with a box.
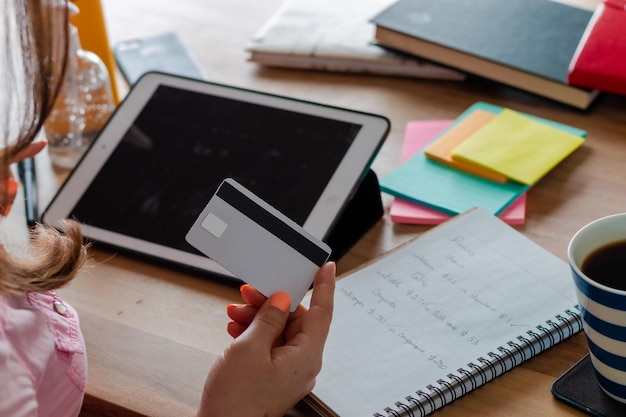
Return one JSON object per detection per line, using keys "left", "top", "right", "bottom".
{"left": 3, "top": 0, "right": 624, "bottom": 415}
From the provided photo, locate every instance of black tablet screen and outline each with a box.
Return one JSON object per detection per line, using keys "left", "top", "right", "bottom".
{"left": 69, "top": 85, "right": 361, "bottom": 252}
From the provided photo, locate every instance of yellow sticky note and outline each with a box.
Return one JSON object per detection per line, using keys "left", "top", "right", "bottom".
{"left": 451, "top": 109, "right": 585, "bottom": 185}
{"left": 424, "top": 109, "right": 507, "bottom": 183}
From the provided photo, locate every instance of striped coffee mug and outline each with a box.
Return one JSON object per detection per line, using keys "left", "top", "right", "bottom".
{"left": 568, "top": 213, "right": 626, "bottom": 403}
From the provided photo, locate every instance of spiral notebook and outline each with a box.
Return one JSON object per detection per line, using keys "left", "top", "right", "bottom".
{"left": 304, "top": 207, "right": 582, "bottom": 417}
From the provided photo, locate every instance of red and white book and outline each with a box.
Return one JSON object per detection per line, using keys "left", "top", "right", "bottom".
{"left": 568, "top": 0, "right": 626, "bottom": 96}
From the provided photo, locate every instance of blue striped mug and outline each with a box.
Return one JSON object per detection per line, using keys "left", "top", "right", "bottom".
{"left": 568, "top": 213, "right": 626, "bottom": 403}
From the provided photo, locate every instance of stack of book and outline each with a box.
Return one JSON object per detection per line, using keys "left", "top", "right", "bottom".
{"left": 372, "top": 0, "right": 626, "bottom": 109}
{"left": 382, "top": 102, "right": 587, "bottom": 225}
{"left": 371, "top": 0, "right": 603, "bottom": 109}
{"left": 250, "top": 0, "right": 624, "bottom": 107}
{"left": 245, "top": 0, "right": 465, "bottom": 80}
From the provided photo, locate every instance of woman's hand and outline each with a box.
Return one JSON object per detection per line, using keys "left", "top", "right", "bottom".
{"left": 196, "top": 262, "right": 336, "bottom": 417}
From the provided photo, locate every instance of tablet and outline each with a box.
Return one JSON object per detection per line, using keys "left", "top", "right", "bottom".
{"left": 42, "top": 72, "right": 389, "bottom": 281}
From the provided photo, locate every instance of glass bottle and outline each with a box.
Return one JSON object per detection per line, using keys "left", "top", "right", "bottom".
{"left": 44, "top": 5, "right": 115, "bottom": 169}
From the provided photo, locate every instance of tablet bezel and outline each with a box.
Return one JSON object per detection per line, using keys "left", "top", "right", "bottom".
{"left": 42, "top": 72, "right": 390, "bottom": 280}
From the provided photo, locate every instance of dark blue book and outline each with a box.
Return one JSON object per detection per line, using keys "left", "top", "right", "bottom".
{"left": 372, "top": 0, "right": 599, "bottom": 109}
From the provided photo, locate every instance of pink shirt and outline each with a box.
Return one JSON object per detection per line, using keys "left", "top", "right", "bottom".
{"left": 0, "top": 290, "right": 86, "bottom": 417}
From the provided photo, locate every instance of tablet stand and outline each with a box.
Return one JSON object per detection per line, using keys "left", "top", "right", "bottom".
{"left": 325, "top": 169, "right": 384, "bottom": 261}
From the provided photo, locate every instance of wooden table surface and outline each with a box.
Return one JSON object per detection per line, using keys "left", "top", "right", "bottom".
{"left": 5, "top": 0, "right": 626, "bottom": 416}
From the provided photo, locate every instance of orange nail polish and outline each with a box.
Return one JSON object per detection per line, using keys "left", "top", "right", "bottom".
{"left": 227, "top": 321, "right": 239, "bottom": 338}
{"left": 269, "top": 292, "right": 291, "bottom": 312}
{"left": 6, "top": 177, "right": 18, "bottom": 196}
{"left": 0, "top": 178, "right": 18, "bottom": 216}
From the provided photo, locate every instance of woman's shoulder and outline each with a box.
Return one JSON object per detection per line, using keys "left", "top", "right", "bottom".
{"left": 0, "top": 291, "right": 86, "bottom": 417}
{"left": 1, "top": 290, "right": 85, "bottom": 366}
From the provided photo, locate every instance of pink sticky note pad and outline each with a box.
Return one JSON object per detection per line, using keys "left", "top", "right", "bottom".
{"left": 389, "top": 120, "right": 526, "bottom": 225}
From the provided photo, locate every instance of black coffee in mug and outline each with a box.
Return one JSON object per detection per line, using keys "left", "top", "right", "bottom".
{"left": 581, "top": 240, "right": 626, "bottom": 291}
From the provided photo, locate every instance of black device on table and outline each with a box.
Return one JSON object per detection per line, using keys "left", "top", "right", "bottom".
{"left": 42, "top": 72, "right": 389, "bottom": 282}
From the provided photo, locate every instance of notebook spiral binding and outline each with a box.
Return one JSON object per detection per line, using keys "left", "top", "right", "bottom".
{"left": 373, "top": 306, "right": 582, "bottom": 417}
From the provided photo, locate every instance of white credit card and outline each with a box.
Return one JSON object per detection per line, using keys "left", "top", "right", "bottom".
{"left": 186, "top": 178, "right": 332, "bottom": 312}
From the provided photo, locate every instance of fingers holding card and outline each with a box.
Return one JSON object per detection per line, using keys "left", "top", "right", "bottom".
{"left": 186, "top": 178, "right": 331, "bottom": 312}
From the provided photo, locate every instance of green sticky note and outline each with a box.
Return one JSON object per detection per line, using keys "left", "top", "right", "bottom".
{"left": 451, "top": 109, "right": 585, "bottom": 185}
{"left": 380, "top": 151, "right": 528, "bottom": 216}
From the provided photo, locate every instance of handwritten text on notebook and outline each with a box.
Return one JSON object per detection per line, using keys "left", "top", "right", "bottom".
{"left": 335, "top": 229, "right": 561, "bottom": 370}
{"left": 306, "top": 208, "right": 580, "bottom": 417}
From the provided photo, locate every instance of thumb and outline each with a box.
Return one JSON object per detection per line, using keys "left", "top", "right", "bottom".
{"left": 245, "top": 291, "right": 291, "bottom": 347}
